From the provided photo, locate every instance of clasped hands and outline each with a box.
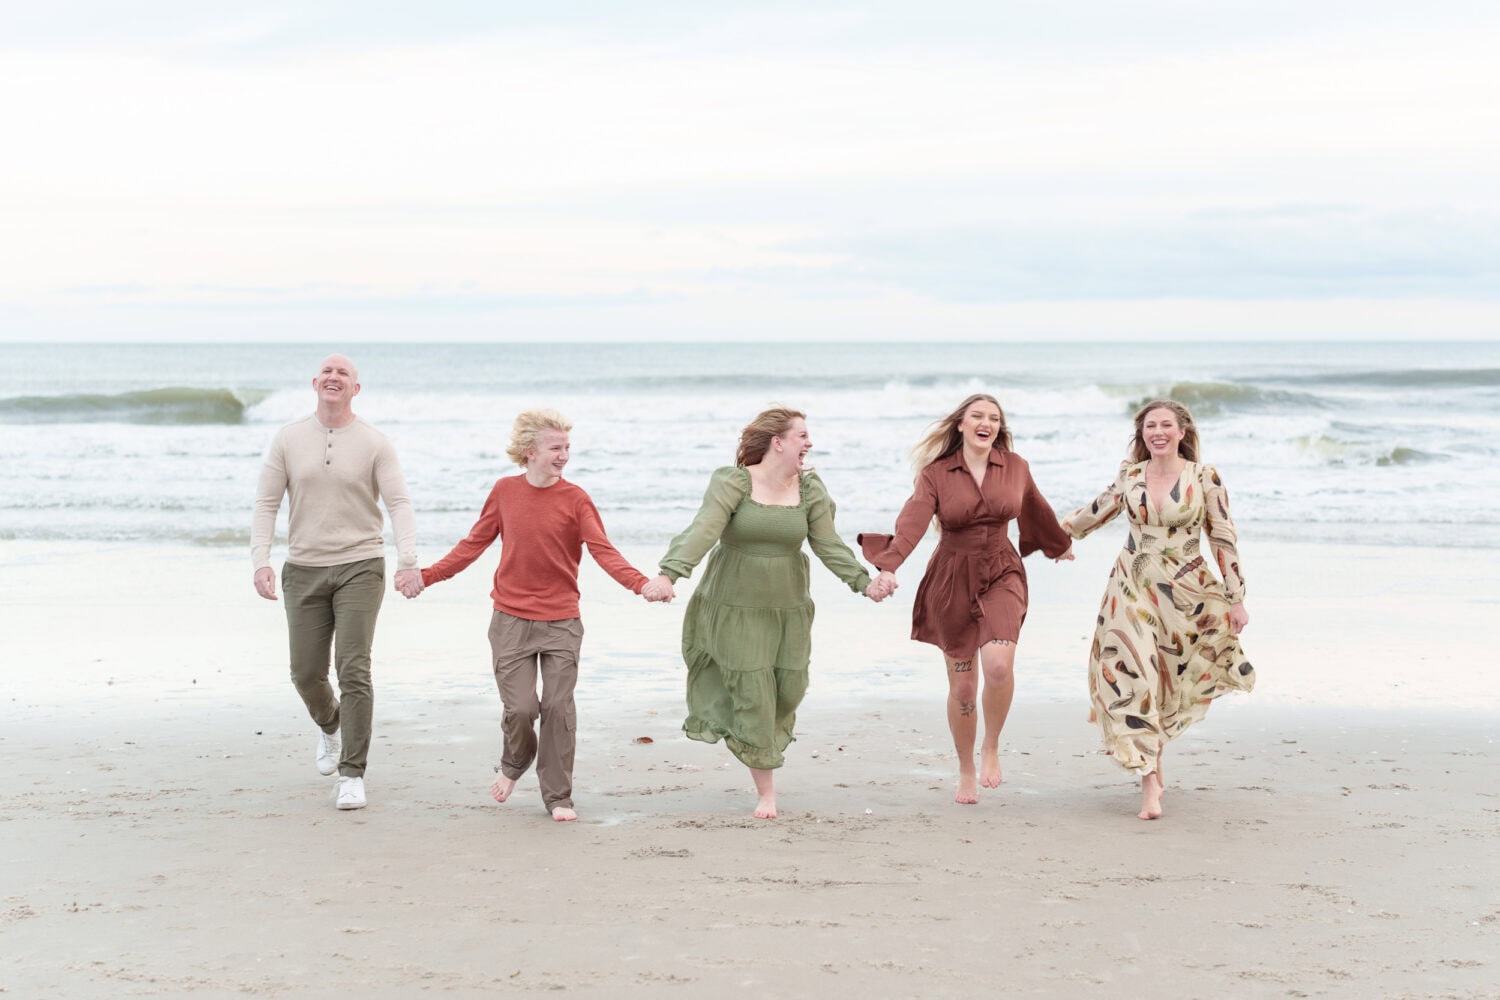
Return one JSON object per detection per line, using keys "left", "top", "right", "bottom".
{"left": 394, "top": 568, "right": 424, "bottom": 599}
{"left": 865, "top": 570, "right": 898, "bottom": 603}
{"left": 642, "top": 574, "right": 676, "bottom": 603}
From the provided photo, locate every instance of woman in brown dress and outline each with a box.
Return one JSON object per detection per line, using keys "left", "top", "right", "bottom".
{"left": 860, "top": 394, "right": 1073, "bottom": 804}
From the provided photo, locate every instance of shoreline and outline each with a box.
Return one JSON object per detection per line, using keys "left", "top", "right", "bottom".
{"left": 5, "top": 534, "right": 1496, "bottom": 714}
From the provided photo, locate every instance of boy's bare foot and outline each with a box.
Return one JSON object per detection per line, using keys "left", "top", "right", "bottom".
{"left": 754, "top": 795, "right": 777, "bottom": 819}
{"left": 551, "top": 806, "right": 578, "bottom": 822}
{"left": 979, "top": 747, "right": 1003, "bottom": 789}
{"left": 491, "top": 773, "right": 517, "bottom": 803}
{"left": 1138, "top": 772, "right": 1164, "bottom": 821}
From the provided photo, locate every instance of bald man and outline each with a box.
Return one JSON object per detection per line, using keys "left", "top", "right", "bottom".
{"left": 252, "top": 354, "right": 424, "bottom": 810}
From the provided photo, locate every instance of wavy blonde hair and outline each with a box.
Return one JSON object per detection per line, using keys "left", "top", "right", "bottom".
{"left": 1128, "top": 399, "right": 1200, "bottom": 462}
{"left": 910, "top": 393, "right": 1011, "bottom": 473}
{"left": 736, "top": 406, "right": 806, "bottom": 466}
{"left": 506, "top": 408, "right": 573, "bottom": 467}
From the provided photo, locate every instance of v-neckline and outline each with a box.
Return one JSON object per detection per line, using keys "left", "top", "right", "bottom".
{"left": 1143, "top": 462, "right": 1186, "bottom": 517}
{"left": 964, "top": 453, "right": 990, "bottom": 495}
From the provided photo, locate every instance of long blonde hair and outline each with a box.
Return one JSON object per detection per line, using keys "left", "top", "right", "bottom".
{"left": 506, "top": 408, "right": 573, "bottom": 467}
{"left": 910, "top": 393, "right": 1011, "bottom": 473}
{"left": 736, "top": 406, "right": 806, "bottom": 466}
{"left": 1128, "top": 399, "right": 1200, "bottom": 462}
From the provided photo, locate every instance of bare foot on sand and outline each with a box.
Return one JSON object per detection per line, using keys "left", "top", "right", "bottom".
{"left": 750, "top": 767, "right": 777, "bottom": 818}
{"left": 1138, "top": 772, "right": 1163, "bottom": 821}
{"left": 955, "top": 767, "right": 979, "bottom": 804}
{"left": 979, "top": 747, "right": 1003, "bottom": 789}
{"left": 551, "top": 806, "right": 578, "bottom": 822}
{"left": 491, "top": 773, "right": 517, "bottom": 803}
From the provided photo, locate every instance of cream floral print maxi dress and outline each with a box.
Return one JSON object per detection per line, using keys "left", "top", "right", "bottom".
{"left": 1061, "top": 461, "right": 1255, "bottom": 775}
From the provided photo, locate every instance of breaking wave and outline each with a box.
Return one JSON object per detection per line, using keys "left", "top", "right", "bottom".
{"left": 0, "top": 387, "right": 271, "bottom": 425}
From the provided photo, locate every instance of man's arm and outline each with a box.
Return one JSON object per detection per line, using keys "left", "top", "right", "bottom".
{"left": 251, "top": 432, "right": 288, "bottom": 600}
{"left": 372, "top": 436, "right": 423, "bottom": 598}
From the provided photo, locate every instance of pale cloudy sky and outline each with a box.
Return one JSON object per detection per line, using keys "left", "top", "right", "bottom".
{"left": 2, "top": 1, "right": 1496, "bottom": 342}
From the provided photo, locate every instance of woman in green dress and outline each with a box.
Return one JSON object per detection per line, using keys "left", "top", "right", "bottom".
{"left": 643, "top": 407, "right": 892, "bottom": 818}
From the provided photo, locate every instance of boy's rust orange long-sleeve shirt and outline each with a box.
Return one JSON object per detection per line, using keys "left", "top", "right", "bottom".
{"left": 422, "top": 475, "right": 646, "bottom": 621}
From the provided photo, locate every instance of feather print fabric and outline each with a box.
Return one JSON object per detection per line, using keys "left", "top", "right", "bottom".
{"left": 1062, "top": 462, "right": 1255, "bottom": 775}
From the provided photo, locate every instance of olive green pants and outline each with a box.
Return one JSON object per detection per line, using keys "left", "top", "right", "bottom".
{"left": 282, "top": 558, "right": 384, "bottom": 778}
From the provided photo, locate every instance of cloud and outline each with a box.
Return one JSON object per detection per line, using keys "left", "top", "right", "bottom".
{"left": 1, "top": 3, "right": 1498, "bottom": 340}
{"left": 783, "top": 207, "right": 1500, "bottom": 301}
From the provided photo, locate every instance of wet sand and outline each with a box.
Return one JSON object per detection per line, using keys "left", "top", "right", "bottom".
{"left": 1, "top": 541, "right": 1496, "bottom": 997}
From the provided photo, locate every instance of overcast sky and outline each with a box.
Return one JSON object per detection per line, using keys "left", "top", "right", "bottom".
{"left": 2, "top": 1, "right": 1496, "bottom": 342}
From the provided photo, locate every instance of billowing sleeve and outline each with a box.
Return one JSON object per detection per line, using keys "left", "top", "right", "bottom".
{"left": 1017, "top": 467, "right": 1072, "bottom": 558}
{"left": 1061, "top": 462, "right": 1129, "bottom": 540}
{"left": 422, "top": 480, "right": 502, "bottom": 586}
{"left": 373, "top": 437, "right": 418, "bottom": 570}
{"left": 802, "top": 472, "right": 872, "bottom": 594}
{"left": 251, "top": 428, "right": 288, "bottom": 571}
{"left": 1200, "top": 464, "right": 1246, "bottom": 605}
{"left": 658, "top": 466, "right": 749, "bottom": 583}
{"left": 857, "top": 465, "right": 940, "bottom": 573}
{"left": 579, "top": 495, "right": 649, "bottom": 594}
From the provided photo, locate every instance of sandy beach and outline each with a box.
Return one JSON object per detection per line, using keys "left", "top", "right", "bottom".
{"left": 3, "top": 539, "right": 1497, "bottom": 998}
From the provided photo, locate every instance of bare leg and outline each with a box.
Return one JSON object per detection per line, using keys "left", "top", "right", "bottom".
{"left": 551, "top": 805, "right": 578, "bottom": 822}
{"left": 491, "top": 772, "right": 517, "bottom": 803}
{"left": 944, "top": 654, "right": 979, "bottom": 804}
{"left": 1139, "top": 771, "right": 1163, "bottom": 820}
{"left": 1157, "top": 744, "right": 1166, "bottom": 790}
{"left": 750, "top": 767, "right": 777, "bottom": 819}
{"left": 978, "top": 639, "right": 1016, "bottom": 789}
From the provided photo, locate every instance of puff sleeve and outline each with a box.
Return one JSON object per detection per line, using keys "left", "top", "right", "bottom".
{"left": 658, "top": 466, "right": 750, "bottom": 583}
{"left": 802, "top": 472, "right": 872, "bottom": 593}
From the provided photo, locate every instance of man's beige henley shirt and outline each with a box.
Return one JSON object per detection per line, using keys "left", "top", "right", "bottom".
{"left": 252, "top": 414, "right": 417, "bottom": 572}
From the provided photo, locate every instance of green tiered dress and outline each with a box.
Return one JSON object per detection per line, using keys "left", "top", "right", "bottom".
{"left": 659, "top": 467, "right": 871, "bottom": 769}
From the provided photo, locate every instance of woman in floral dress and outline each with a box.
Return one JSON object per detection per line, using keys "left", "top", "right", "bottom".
{"left": 1061, "top": 399, "right": 1255, "bottom": 820}
{"left": 642, "top": 407, "right": 891, "bottom": 819}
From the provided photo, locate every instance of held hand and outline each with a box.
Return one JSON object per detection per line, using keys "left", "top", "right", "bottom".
{"left": 1229, "top": 602, "right": 1249, "bottom": 635}
{"left": 1054, "top": 545, "right": 1075, "bottom": 562}
{"left": 865, "top": 570, "right": 898, "bottom": 602}
{"left": 394, "top": 568, "right": 425, "bottom": 599}
{"left": 642, "top": 574, "right": 676, "bottom": 603}
{"left": 254, "top": 567, "right": 278, "bottom": 601}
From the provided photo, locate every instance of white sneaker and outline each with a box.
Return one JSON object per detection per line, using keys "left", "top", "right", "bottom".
{"left": 334, "top": 775, "right": 366, "bottom": 810}
{"left": 316, "top": 728, "right": 341, "bottom": 776}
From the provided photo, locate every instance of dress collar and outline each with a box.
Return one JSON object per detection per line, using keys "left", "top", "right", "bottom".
{"left": 943, "top": 447, "right": 1007, "bottom": 472}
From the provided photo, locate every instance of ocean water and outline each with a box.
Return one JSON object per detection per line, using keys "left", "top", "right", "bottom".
{"left": 2, "top": 341, "right": 1497, "bottom": 553}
